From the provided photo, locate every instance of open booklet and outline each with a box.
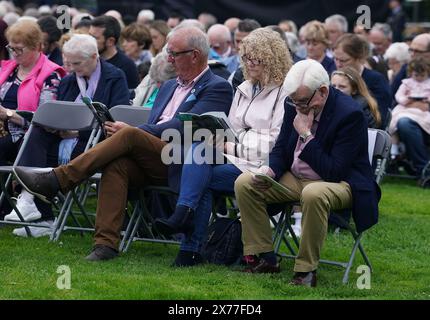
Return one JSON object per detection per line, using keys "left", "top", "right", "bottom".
{"left": 223, "top": 153, "right": 290, "bottom": 194}
{"left": 177, "top": 111, "right": 239, "bottom": 142}
{"left": 81, "top": 96, "right": 114, "bottom": 126}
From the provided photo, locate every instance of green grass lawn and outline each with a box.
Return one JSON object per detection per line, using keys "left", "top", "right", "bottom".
{"left": 0, "top": 177, "right": 429, "bottom": 300}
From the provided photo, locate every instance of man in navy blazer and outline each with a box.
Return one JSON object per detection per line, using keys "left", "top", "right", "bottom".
{"left": 14, "top": 26, "right": 233, "bottom": 261}
{"left": 235, "top": 60, "right": 380, "bottom": 287}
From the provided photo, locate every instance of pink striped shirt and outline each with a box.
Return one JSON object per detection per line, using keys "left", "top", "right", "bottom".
{"left": 291, "top": 107, "right": 324, "bottom": 180}
{"left": 157, "top": 67, "right": 209, "bottom": 124}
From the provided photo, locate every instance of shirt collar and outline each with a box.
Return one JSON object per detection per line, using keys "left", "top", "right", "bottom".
{"left": 176, "top": 66, "right": 209, "bottom": 88}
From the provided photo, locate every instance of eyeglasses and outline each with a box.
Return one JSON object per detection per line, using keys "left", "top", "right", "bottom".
{"left": 166, "top": 48, "right": 195, "bottom": 58}
{"left": 241, "top": 55, "right": 262, "bottom": 66}
{"left": 334, "top": 56, "right": 352, "bottom": 65}
{"left": 286, "top": 89, "right": 317, "bottom": 108}
{"left": 408, "top": 48, "right": 430, "bottom": 54}
{"left": 6, "top": 44, "right": 26, "bottom": 56}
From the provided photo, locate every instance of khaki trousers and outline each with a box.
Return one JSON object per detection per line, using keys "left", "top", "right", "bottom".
{"left": 234, "top": 171, "right": 352, "bottom": 272}
{"left": 54, "top": 127, "right": 168, "bottom": 250}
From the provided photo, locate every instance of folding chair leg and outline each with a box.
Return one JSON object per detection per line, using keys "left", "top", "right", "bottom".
{"left": 342, "top": 233, "right": 363, "bottom": 284}
{"left": 358, "top": 241, "right": 373, "bottom": 273}
{"left": 120, "top": 202, "right": 140, "bottom": 252}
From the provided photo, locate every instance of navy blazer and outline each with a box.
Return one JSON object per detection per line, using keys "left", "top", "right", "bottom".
{"left": 57, "top": 59, "right": 130, "bottom": 108}
{"left": 362, "top": 68, "right": 391, "bottom": 129}
{"left": 138, "top": 68, "right": 233, "bottom": 192}
{"left": 269, "top": 87, "right": 380, "bottom": 233}
{"left": 139, "top": 69, "right": 233, "bottom": 138}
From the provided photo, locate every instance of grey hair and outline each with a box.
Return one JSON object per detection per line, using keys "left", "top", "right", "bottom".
{"left": 371, "top": 23, "right": 393, "bottom": 40}
{"left": 325, "top": 14, "right": 348, "bottom": 33}
{"left": 174, "top": 19, "right": 205, "bottom": 32}
{"left": 149, "top": 51, "right": 176, "bottom": 83}
{"left": 284, "top": 59, "right": 330, "bottom": 96}
{"left": 63, "top": 34, "right": 99, "bottom": 59}
{"left": 138, "top": 9, "right": 154, "bottom": 21}
{"left": 168, "top": 26, "right": 210, "bottom": 59}
{"left": 207, "top": 24, "right": 231, "bottom": 42}
{"left": 285, "top": 32, "right": 299, "bottom": 54}
{"left": 384, "top": 42, "right": 411, "bottom": 64}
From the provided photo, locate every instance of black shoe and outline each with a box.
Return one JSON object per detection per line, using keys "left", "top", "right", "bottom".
{"left": 290, "top": 270, "right": 317, "bottom": 287}
{"left": 85, "top": 244, "right": 118, "bottom": 261}
{"left": 154, "top": 205, "right": 194, "bottom": 236}
{"left": 13, "top": 167, "right": 60, "bottom": 203}
{"left": 172, "top": 250, "right": 203, "bottom": 267}
{"left": 242, "top": 259, "right": 281, "bottom": 274}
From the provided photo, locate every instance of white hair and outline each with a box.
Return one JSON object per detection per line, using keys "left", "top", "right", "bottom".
{"left": 384, "top": 42, "right": 411, "bottom": 64}
{"left": 2, "top": 11, "right": 19, "bottom": 25}
{"left": 168, "top": 26, "right": 210, "bottom": 59}
{"left": 138, "top": 9, "right": 154, "bottom": 21}
{"left": 325, "top": 14, "right": 348, "bottom": 33}
{"left": 63, "top": 34, "right": 99, "bottom": 59}
{"left": 284, "top": 59, "right": 330, "bottom": 96}
{"left": 207, "top": 24, "right": 231, "bottom": 42}
{"left": 371, "top": 23, "right": 393, "bottom": 40}
{"left": 38, "top": 5, "right": 51, "bottom": 15}
{"left": 149, "top": 51, "right": 176, "bottom": 83}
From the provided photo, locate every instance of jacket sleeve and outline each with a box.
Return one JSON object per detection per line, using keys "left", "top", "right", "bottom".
{"left": 234, "top": 93, "right": 286, "bottom": 161}
{"left": 138, "top": 80, "right": 233, "bottom": 138}
{"left": 394, "top": 82, "right": 410, "bottom": 106}
{"left": 299, "top": 110, "right": 367, "bottom": 182}
{"left": 108, "top": 73, "right": 131, "bottom": 108}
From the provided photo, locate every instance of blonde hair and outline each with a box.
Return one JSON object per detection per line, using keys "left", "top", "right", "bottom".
{"left": 239, "top": 28, "right": 292, "bottom": 86}
{"left": 6, "top": 20, "right": 43, "bottom": 50}
{"left": 332, "top": 66, "right": 381, "bottom": 127}
{"left": 303, "top": 20, "right": 330, "bottom": 47}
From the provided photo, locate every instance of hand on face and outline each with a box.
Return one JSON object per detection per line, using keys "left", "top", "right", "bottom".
{"left": 293, "top": 108, "right": 315, "bottom": 136}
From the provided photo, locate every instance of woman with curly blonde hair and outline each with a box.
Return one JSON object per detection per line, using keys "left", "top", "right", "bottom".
{"left": 154, "top": 28, "right": 293, "bottom": 267}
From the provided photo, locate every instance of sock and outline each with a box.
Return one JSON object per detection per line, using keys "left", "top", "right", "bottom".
{"left": 259, "top": 251, "right": 277, "bottom": 265}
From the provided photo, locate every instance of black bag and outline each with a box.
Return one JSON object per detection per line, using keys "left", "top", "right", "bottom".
{"left": 201, "top": 217, "right": 243, "bottom": 265}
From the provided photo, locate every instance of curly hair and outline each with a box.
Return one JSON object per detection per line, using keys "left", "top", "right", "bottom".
{"left": 239, "top": 28, "right": 292, "bottom": 86}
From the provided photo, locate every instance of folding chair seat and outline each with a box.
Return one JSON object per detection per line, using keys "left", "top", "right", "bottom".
{"left": 273, "top": 128, "right": 391, "bottom": 283}
{"left": 0, "top": 101, "right": 100, "bottom": 237}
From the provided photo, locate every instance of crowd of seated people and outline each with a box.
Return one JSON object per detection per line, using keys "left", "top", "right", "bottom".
{"left": 0, "top": 0, "right": 429, "bottom": 287}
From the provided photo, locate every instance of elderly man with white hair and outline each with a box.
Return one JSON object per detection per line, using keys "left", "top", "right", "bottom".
{"left": 234, "top": 59, "right": 380, "bottom": 287}
{"left": 137, "top": 9, "right": 154, "bottom": 26}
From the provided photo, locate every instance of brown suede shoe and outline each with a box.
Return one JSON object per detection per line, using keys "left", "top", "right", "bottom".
{"left": 242, "top": 259, "right": 280, "bottom": 274}
{"left": 290, "top": 271, "right": 317, "bottom": 287}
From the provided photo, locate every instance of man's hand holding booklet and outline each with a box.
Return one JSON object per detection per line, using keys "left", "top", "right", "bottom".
{"left": 247, "top": 166, "right": 289, "bottom": 193}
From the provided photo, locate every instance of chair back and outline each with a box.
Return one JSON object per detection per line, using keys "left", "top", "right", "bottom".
{"left": 368, "top": 128, "right": 392, "bottom": 184}
{"left": 110, "top": 105, "right": 152, "bottom": 127}
{"left": 32, "top": 101, "right": 96, "bottom": 131}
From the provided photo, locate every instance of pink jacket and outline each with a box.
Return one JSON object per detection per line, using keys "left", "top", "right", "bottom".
{"left": 0, "top": 54, "right": 66, "bottom": 112}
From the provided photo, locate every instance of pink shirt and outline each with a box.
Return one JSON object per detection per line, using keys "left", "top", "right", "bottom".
{"left": 291, "top": 107, "right": 324, "bottom": 181}
{"left": 157, "top": 67, "right": 209, "bottom": 124}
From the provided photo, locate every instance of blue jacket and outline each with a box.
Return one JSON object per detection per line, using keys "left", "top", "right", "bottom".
{"left": 139, "top": 68, "right": 233, "bottom": 192}
{"left": 269, "top": 87, "right": 380, "bottom": 233}
{"left": 139, "top": 69, "right": 233, "bottom": 138}
{"left": 57, "top": 59, "right": 130, "bottom": 108}
{"left": 362, "top": 67, "right": 391, "bottom": 129}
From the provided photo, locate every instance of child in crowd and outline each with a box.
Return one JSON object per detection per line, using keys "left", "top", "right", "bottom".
{"left": 389, "top": 57, "right": 430, "bottom": 159}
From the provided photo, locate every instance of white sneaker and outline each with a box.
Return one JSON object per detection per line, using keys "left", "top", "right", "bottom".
{"left": 12, "top": 220, "right": 54, "bottom": 238}
{"left": 4, "top": 193, "right": 42, "bottom": 222}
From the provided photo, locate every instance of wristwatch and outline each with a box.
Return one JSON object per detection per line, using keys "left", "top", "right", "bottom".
{"left": 299, "top": 131, "right": 312, "bottom": 143}
{"left": 6, "top": 109, "right": 13, "bottom": 120}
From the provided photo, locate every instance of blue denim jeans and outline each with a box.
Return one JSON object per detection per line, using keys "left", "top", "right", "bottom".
{"left": 177, "top": 143, "right": 242, "bottom": 252}
{"left": 397, "top": 117, "right": 430, "bottom": 175}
